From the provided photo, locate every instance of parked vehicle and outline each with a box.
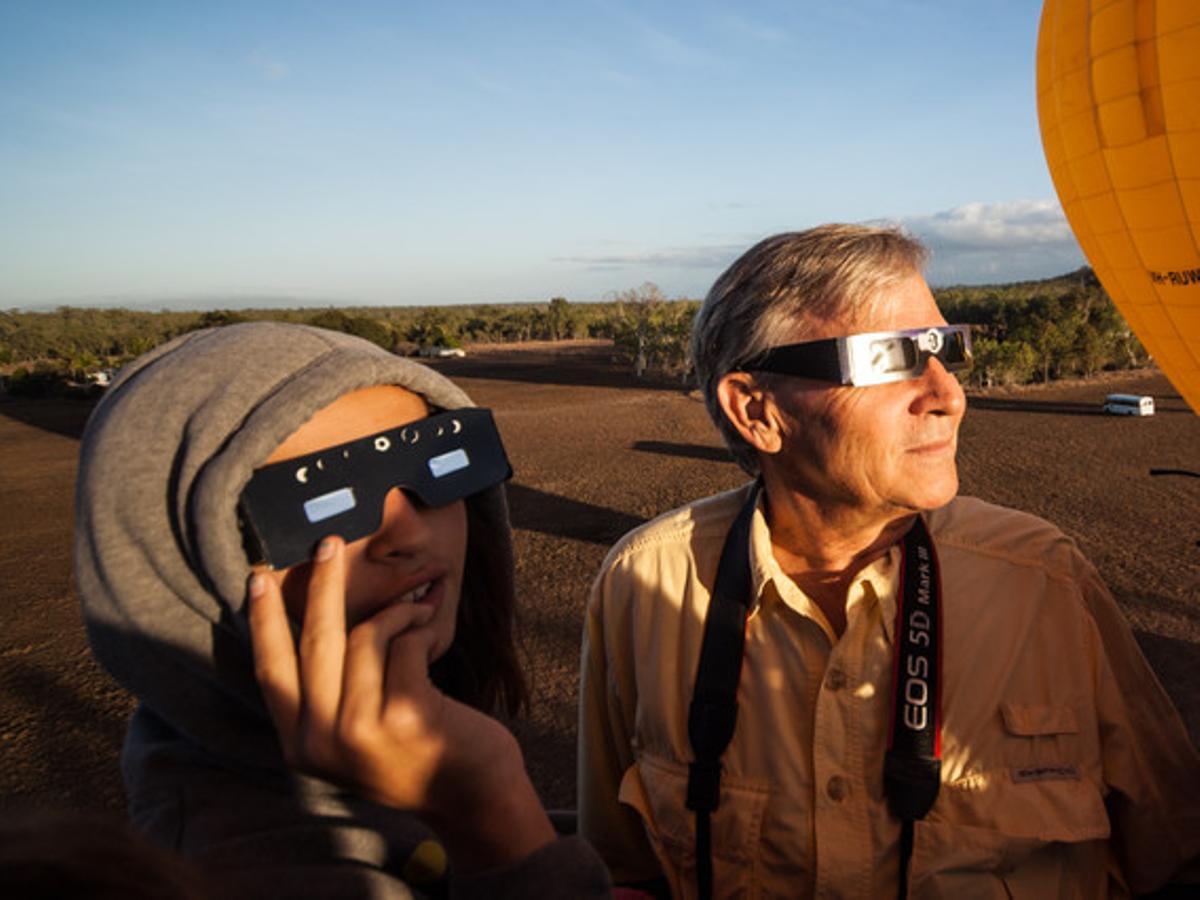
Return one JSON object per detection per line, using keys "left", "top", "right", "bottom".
{"left": 87, "top": 369, "right": 116, "bottom": 386}
{"left": 418, "top": 346, "right": 466, "bottom": 358}
{"left": 1102, "top": 393, "right": 1155, "bottom": 416}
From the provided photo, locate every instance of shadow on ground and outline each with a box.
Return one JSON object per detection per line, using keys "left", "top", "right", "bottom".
{"left": 507, "top": 483, "right": 645, "bottom": 545}
{"left": 429, "top": 346, "right": 687, "bottom": 393}
{"left": 632, "top": 440, "right": 734, "bottom": 463}
{"left": 0, "top": 396, "right": 98, "bottom": 439}
{"left": 504, "top": 710, "right": 579, "bottom": 811}
{"left": 967, "top": 397, "right": 1111, "bottom": 416}
{"left": 1133, "top": 630, "right": 1200, "bottom": 748}
{"left": 0, "top": 657, "right": 130, "bottom": 812}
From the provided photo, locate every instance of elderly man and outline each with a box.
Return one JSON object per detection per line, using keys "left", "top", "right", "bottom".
{"left": 578, "top": 225, "right": 1200, "bottom": 898}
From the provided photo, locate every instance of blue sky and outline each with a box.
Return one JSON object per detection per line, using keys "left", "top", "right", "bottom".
{"left": 0, "top": 1, "right": 1084, "bottom": 309}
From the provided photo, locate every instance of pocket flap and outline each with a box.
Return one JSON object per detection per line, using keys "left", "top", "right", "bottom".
{"left": 1000, "top": 702, "right": 1078, "bottom": 736}
{"left": 619, "top": 754, "right": 768, "bottom": 861}
{"left": 617, "top": 763, "right": 653, "bottom": 824}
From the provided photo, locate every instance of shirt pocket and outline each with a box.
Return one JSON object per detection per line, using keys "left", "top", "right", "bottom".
{"left": 998, "top": 702, "right": 1083, "bottom": 771}
{"left": 618, "top": 753, "right": 769, "bottom": 900}
{"left": 912, "top": 770, "right": 1112, "bottom": 899}
{"left": 1000, "top": 703, "right": 1077, "bottom": 736}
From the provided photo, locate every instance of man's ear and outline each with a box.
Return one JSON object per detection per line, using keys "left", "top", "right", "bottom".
{"left": 716, "top": 372, "right": 783, "bottom": 455}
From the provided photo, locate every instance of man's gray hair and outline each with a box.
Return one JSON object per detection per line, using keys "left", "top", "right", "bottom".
{"left": 692, "top": 224, "right": 929, "bottom": 473}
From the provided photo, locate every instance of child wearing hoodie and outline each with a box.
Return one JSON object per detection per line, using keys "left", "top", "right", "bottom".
{"left": 75, "top": 322, "right": 609, "bottom": 898}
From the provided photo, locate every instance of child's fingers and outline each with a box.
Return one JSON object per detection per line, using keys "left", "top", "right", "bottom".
{"left": 384, "top": 625, "right": 442, "bottom": 700}
{"left": 298, "top": 536, "right": 348, "bottom": 731}
{"left": 341, "top": 601, "right": 436, "bottom": 721}
{"left": 248, "top": 569, "right": 302, "bottom": 747}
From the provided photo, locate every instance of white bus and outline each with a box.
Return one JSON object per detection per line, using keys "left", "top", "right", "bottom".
{"left": 1102, "top": 393, "right": 1155, "bottom": 416}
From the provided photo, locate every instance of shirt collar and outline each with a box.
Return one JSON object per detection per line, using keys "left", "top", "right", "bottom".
{"left": 867, "top": 547, "right": 901, "bottom": 644}
{"left": 747, "top": 492, "right": 903, "bottom": 644}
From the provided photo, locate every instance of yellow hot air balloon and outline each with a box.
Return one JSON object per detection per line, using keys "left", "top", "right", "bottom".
{"left": 1037, "top": 0, "right": 1200, "bottom": 412}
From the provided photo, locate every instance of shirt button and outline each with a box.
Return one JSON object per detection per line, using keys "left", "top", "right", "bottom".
{"left": 826, "top": 775, "right": 849, "bottom": 802}
{"left": 825, "top": 668, "right": 846, "bottom": 691}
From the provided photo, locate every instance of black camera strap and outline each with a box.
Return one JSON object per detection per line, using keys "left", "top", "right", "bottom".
{"left": 685, "top": 481, "right": 760, "bottom": 900}
{"left": 886, "top": 514, "right": 942, "bottom": 898}
{"left": 685, "top": 485, "right": 942, "bottom": 900}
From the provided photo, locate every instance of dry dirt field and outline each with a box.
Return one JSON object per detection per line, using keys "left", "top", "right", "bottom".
{"left": 1, "top": 339, "right": 1197, "bottom": 816}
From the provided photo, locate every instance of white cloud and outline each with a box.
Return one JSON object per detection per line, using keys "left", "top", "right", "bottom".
{"left": 899, "top": 199, "right": 1076, "bottom": 248}
{"left": 556, "top": 200, "right": 1088, "bottom": 290}
{"left": 553, "top": 244, "right": 743, "bottom": 271}
{"left": 880, "top": 199, "right": 1087, "bottom": 285}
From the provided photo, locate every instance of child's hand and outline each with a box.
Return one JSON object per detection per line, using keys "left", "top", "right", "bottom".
{"left": 247, "top": 535, "right": 555, "bottom": 871}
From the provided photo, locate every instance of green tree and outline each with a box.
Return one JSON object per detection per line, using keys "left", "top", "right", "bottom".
{"left": 613, "top": 283, "right": 665, "bottom": 377}
{"left": 496, "top": 309, "right": 538, "bottom": 343}
{"left": 608, "top": 285, "right": 699, "bottom": 380}
{"left": 308, "top": 309, "right": 394, "bottom": 350}
{"left": 968, "top": 336, "right": 1037, "bottom": 387}
{"left": 197, "top": 309, "right": 247, "bottom": 328}
{"left": 546, "top": 297, "right": 576, "bottom": 341}
{"left": 407, "top": 311, "right": 462, "bottom": 349}
{"left": 1010, "top": 295, "right": 1077, "bottom": 382}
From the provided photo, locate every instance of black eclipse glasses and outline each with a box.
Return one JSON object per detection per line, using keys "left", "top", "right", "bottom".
{"left": 741, "top": 324, "right": 973, "bottom": 387}
{"left": 239, "top": 407, "right": 511, "bottom": 569}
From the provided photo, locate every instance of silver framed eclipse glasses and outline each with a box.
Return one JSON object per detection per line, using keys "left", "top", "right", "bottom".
{"left": 742, "top": 324, "right": 973, "bottom": 387}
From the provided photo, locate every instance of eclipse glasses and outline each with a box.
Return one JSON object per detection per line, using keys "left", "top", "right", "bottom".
{"left": 239, "top": 407, "right": 511, "bottom": 569}
{"left": 742, "top": 324, "right": 972, "bottom": 387}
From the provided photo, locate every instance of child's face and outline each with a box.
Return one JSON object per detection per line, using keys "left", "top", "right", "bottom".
{"left": 263, "top": 385, "right": 468, "bottom": 661}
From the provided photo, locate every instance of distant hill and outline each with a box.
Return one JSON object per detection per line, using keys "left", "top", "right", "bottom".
{"left": 935, "top": 266, "right": 1102, "bottom": 300}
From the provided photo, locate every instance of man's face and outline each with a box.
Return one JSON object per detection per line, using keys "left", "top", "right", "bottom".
{"left": 763, "top": 272, "right": 966, "bottom": 518}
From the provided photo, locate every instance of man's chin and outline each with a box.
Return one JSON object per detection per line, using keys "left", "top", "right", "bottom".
{"left": 903, "top": 473, "right": 959, "bottom": 512}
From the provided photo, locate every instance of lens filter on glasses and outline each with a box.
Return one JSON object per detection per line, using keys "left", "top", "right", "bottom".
{"left": 239, "top": 407, "right": 511, "bottom": 569}
{"left": 848, "top": 325, "right": 972, "bottom": 385}
{"left": 744, "top": 324, "right": 972, "bottom": 387}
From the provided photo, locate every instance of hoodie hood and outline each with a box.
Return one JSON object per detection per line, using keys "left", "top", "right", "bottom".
{"left": 74, "top": 321, "right": 512, "bottom": 772}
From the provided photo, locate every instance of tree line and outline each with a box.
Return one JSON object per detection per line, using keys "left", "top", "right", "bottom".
{"left": 935, "top": 268, "right": 1148, "bottom": 387}
{"left": 0, "top": 267, "right": 1151, "bottom": 397}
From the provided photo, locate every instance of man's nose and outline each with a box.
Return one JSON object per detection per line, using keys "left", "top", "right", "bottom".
{"left": 366, "top": 487, "right": 430, "bottom": 560}
{"left": 911, "top": 357, "right": 966, "bottom": 417}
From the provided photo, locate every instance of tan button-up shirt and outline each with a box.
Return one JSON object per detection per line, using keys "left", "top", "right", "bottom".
{"left": 578, "top": 484, "right": 1200, "bottom": 898}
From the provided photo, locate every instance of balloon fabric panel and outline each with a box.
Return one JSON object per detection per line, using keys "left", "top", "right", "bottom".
{"left": 1038, "top": 0, "right": 1200, "bottom": 412}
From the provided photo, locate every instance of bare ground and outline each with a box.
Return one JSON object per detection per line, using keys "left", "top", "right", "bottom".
{"left": 1, "top": 339, "right": 1197, "bottom": 815}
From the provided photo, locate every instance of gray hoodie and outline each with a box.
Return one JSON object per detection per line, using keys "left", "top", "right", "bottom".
{"left": 75, "top": 322, "right": 608, "bottom": 899}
